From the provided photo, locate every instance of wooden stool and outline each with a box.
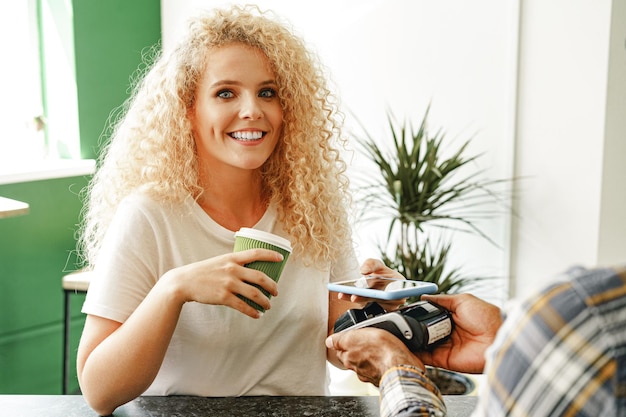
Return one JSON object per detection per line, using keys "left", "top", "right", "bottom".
{"left": 62, "top": 270, "right": 92, "bottom": 394}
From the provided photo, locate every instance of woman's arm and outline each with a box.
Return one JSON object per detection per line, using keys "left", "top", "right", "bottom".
{"left": 77, "top": 274, "right": 183, "bottom": 416}
{"left": 77, "top": 249, "right": 283, "bottom": 416}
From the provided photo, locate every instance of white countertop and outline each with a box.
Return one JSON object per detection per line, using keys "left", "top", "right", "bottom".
{"left": 0, "top": 196, "right": 29, "bottom": 219}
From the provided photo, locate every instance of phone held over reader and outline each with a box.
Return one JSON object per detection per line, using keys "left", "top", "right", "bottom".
{"left": 327, "top": 276, "right": 438, "bottom": 300}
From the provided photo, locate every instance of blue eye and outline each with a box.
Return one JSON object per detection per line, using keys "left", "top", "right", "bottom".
{"left": 217, "top": 90, "right": 234, "bottom": 99}
{"left": 259, "top": 88, "right": 276, "bottom": 98}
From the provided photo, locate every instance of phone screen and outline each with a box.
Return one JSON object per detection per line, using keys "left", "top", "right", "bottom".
{"left": 328, "top": 276, "right": 438, "bottom": 299}
{"left": 340, "top": 277, "right": 431, "bottom": 292}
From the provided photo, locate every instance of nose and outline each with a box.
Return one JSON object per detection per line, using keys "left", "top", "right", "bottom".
{"left": 239, "top": 94, "right": 263, "bottom": 120}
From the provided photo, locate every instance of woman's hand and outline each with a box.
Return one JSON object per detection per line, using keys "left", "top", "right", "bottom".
{"left": 171, "top": 248, "right": 284, "bottom": 318}
{"left": 77, "top": 248, "right": 285, "bottom": 415}
{"left": 335, "top": 258, "right": 407, "bottom": 311}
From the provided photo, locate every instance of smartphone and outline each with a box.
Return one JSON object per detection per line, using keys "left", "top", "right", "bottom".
{"left": 327, "top": 276, "right": 438, "bottom": 300}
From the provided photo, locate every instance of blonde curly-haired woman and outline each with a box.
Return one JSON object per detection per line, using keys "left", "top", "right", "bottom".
{"left": 76, "top": 5, "right": 402, "bottom": 415}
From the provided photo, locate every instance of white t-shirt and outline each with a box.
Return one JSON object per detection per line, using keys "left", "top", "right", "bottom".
{"left": 82, "top": 193, "right": 359, "bottom": 396}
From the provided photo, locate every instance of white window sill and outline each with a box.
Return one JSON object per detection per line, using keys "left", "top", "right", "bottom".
{"left": 0, "top": 159, "right": 96, "bottom": 185}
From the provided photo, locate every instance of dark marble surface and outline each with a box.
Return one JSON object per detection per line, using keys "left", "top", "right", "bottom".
{"left": 0, "top": 395, "right": 477, "bottom": 417}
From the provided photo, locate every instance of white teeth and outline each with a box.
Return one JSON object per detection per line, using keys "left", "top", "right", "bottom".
{"left": 231, "top": 131, "right": 263, "bottom": 141}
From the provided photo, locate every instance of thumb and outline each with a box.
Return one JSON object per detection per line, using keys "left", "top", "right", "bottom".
{"left": 421, "top": 293, "right": 455, "bottom": 310}
{"left": 325, "top": 332, "right": 343, "bottom": 350}
{"left": 359, "top": 258, "right": 385, "bottom": 274}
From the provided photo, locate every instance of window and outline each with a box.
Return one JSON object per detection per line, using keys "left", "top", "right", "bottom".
{"left": 0, "top": 0, "right": 81, "bottom": 169}
{"left": 0, "top": 0, "right": 45, "bottom": 165}
{"left": 38, "top": 0, "right": 81, "bottom": 161}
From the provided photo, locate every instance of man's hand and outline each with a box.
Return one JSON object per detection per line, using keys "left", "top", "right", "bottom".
{"left": 327, "top": 292, "right": 503, "bottom": 385}
{"left": 326, "top": 327, "right": 424, "bottom": 386}
{"left": 417, "top": 293, "right": 502, "bottom": 373}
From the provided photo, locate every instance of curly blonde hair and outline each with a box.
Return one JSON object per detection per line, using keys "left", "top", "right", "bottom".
{"left": 79, "top": 5, "right": 353, "bottom": 269}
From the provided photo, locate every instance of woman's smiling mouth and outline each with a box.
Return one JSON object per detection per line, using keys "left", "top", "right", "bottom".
{"left": 229, "top": 130, "right": 265, "bottom": 141}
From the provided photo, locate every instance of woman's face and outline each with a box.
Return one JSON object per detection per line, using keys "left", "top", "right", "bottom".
{"left": 190, "top": 43, "right": 283, "bottom": 178}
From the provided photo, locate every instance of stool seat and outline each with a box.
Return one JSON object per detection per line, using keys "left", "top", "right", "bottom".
{"left": 62, "top": 271, "right": 92, "bottom": 292}
{"left": 62, "top": 269, "right": 93, "bottom": 394}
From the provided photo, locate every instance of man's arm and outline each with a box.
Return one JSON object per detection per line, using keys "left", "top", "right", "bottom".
{"left": 472, "top": 266, "right": 626, "bottom": 416}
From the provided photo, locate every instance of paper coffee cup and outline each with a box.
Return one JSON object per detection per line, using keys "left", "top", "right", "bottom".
{"left": 233, "top": 228, "right": 292, "bottom": 311}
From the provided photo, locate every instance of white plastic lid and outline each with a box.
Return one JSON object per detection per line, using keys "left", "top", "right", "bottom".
{"left": 234, "top": 227, "right": 292, "bottom": 252}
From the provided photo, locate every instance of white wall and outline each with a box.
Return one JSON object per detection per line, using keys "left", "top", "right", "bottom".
{"left": 598, "top": 0, "right": 626, "bottom": 266}
{"left": 510, "top": 0, "right": 626, "bottom": 298}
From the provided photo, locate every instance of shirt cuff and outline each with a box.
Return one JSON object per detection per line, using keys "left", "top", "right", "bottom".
{"left": 379, "top": 365, "right": 447, "bottom": 417}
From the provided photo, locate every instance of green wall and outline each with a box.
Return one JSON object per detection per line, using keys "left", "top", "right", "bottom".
{"left": 73, "top": 0, "right": 162, "bottom": 160}
{"left": 0, "top": 178, "right": 89, "bottom": 393}
{"left": 0, "top": 0, "right": 160, "bottom": 394}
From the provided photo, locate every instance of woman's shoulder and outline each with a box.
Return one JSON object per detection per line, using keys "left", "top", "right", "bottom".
{"left": 115, "top": 191, "right": 193, "bottom": 222}
{"left": 120, "top": 191, "right": 190, "bottom": 211}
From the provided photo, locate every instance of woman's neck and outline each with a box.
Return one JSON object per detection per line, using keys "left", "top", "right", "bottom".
{"left": 197, "top": 174, "right": 268, "bottom": 231}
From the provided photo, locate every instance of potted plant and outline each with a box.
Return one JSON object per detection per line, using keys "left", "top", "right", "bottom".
{"left": 351, "top": 106, "right": 508, "bottom": 394}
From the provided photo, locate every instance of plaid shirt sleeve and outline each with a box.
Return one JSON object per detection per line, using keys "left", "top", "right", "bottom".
{"left": 377, "top": 266, "right": 626, "bottom": 417}
{"left": 471, "top": 265, "right": 626, "bottom": 417}
{"left": 379, "top": 365, "right": 446, "bottom": 417}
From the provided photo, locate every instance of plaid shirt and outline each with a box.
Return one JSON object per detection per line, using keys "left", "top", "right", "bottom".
{"left": 379, "top": 265, "right": 626, "bottom": 417}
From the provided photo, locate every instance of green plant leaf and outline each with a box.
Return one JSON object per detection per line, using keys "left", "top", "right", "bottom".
{"left": 351, "top": 106, "right": 511, "bottom": 294}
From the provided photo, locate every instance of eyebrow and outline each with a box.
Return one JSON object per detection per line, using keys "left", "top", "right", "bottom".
{"left": 209, "top": 79, "right": 278, "bottom": 89}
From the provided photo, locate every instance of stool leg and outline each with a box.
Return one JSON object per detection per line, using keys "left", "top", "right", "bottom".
{"left": 63, "top": 290, "right": 70, "bottom": 394}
